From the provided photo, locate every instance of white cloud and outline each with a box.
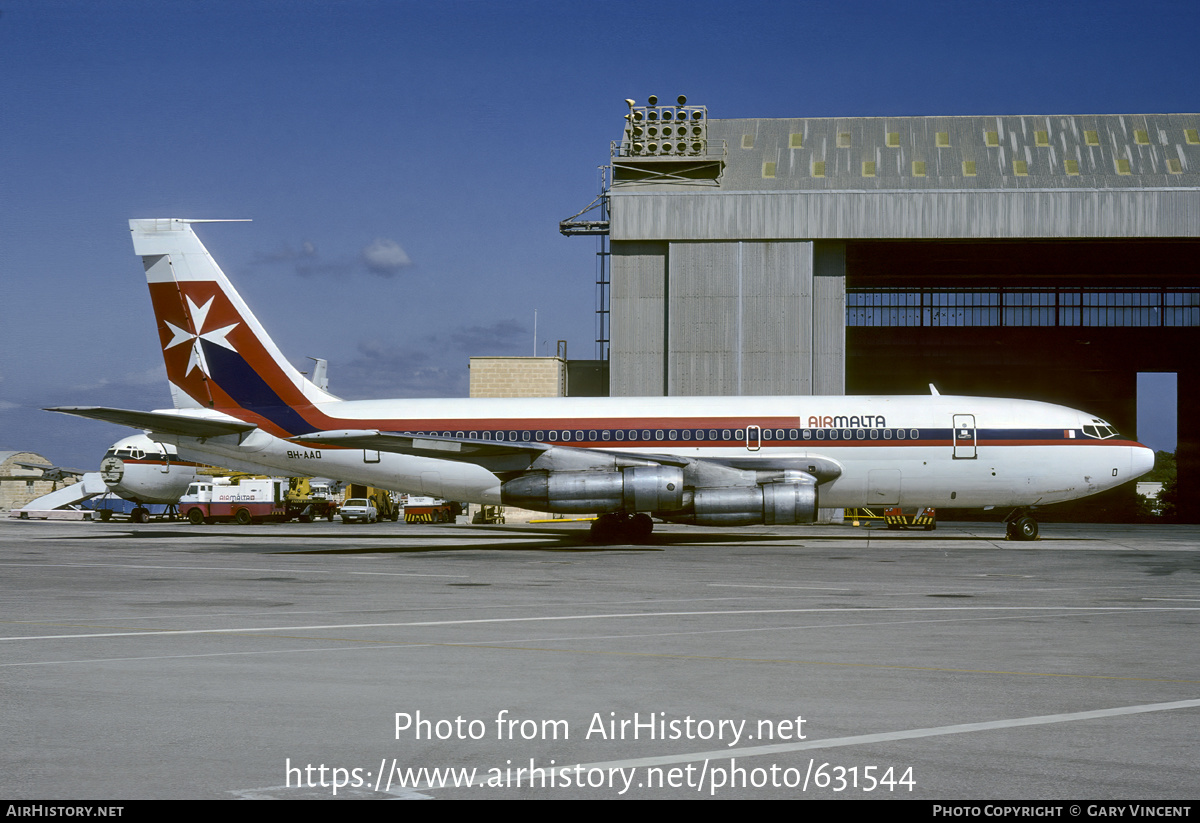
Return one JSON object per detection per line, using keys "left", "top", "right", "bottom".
{"left": 362, "top": 238, "right": 412, "bottom": 277}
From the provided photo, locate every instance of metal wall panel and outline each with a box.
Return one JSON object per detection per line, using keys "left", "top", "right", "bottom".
{"left": 812, "top": 242, "right": 846, "bottom": 396}
{"left": 610, "top": 189, "right": 1200, "bottom": 241}
{"left": 737, "top": 242, "right": 811, "bottom": 396}
{"left": 666, "top": 243, "right": 740, "bottom": 395}
{"left": 610, "top": 241, "right": 667, "bottom": 396}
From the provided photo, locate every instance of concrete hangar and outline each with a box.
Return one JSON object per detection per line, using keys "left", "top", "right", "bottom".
{"left": 562, "top": 99, "right": 1200, "bottom": 520}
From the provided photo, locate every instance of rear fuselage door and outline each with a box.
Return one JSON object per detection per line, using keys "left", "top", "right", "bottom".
{"left": 953, "top": 414, "right": 977, "bottom": 459}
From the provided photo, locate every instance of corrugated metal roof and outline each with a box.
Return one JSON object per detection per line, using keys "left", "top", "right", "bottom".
{"left": 614, "top": 113, "right": 1200, "bottom": 192}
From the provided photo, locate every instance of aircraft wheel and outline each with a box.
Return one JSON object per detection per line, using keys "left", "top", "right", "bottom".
{"left": 924, "top": 522, "right": 936, "bottom": 531}
{"left": 1013, "top": 516, "right": 1039, "bottom": 541}
{"left": 629, "top": 513, "right": 654, "bottom": 543}
{"left": 132, "top": 508, "right": 149, "bottom": 524}
{"left": 187, "top": 508, "right": 206, "bottom": 526}
{"left": 234, "top": 508, "right": 253, "bottom": 526}
{"left": 589, "top": 514, "right": 622, "bottom": 544}
{"left": 99, "top": 510, "right": 113, "bottom": 522}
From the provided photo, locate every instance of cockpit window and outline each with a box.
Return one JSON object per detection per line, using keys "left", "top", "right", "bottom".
{"left": 1082, "top": 418, "right": 1119, "bottom": 439}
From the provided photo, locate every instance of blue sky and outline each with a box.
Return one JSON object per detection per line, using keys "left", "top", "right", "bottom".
{"left": 1, "top": 0, "right": 1193, "bottom": 467}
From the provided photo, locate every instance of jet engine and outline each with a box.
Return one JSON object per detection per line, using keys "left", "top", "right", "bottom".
{"left": 501, "top": 466, "right": 684, "bottom": 514}
{"left": 660, "top": 481, "right": 818, "bottom": 526}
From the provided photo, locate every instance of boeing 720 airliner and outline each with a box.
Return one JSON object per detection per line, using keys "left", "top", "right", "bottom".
{"left": 49, "top": 219, "right": 1155, "bottom": 541}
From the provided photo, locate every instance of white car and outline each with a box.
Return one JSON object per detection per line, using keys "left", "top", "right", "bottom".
{"left": 340, "top": 498, "right": 378, "bottom": 524}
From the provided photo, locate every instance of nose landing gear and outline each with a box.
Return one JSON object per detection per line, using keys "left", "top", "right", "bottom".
{"left": 1004, "top": 509, "right": 1039, "bottom": 541}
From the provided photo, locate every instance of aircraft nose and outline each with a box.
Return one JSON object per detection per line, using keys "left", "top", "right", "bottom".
{"left": 1131, "top": 445, "right": 1155, "bottom": 479}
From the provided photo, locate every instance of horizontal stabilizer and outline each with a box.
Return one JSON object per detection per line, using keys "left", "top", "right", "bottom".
{"left": 45, "top": 406, "right": 256, "bottom": 438}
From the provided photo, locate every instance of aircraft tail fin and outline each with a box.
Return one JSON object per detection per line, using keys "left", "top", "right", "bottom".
{"left": 130, "top": 219, "right": 338, "bottom": 435}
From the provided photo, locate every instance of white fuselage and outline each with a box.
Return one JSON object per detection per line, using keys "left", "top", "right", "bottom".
{"left": 151, "top": 394, "right": 1152, "bottom": 511}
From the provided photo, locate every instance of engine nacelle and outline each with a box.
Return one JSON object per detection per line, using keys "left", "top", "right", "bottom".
{"left": 501, "top": 466, "right": 684, "bottom": 514}
{"left": 660, "top": 481, "right": 818, "bottom": 526}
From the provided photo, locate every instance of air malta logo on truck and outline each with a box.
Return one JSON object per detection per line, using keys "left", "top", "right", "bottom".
{"left": 180, "top": 478, "right": 287, "bottom": 525}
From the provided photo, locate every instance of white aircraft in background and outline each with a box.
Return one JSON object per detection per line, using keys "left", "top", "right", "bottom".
{"left": 97, "top": 434, "right": 201, "bottom": 522}
{"left": 50, "top": 219, "right": 1154, "bottom": 541}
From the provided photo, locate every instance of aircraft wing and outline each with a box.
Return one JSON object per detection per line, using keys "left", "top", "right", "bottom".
{"left": 45, "top": 406, "right": 256, "bottom": 438}
{"left": 290, "top": 430, "right": 553, "bottom": 473}
{"left": 291, "top": 430, "right": 842, "bottom": 482}
{"left": 13, "top": 461, "right": 87, "bottom": 480}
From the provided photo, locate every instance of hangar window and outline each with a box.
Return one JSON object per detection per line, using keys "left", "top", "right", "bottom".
{"left": 985, "top": 131, "right": 1000, "bottom": 147}
{"left": 1134, "top": 129, "right": 1150, "bottom": 145}
{"left": 1115, "top": 158, "right": 1131, "bottom": 175}
{"left": 962, "top": 160, "right": 977, "bottom": 177}
{"left": 741, "top": 134, "right": 755, "bottom": 149}
{"left": 1035, "top": 130, "right": 1050, "bottom": 147}
{"left": 886, "top": 132, "right": 900, "bottom": 148}
{"left": 862, "top": 161, "right": 876, "bottom": 177}
{"left": 1085, "top": 130, "right": 1100, "bottom": 146}
{"left": 1186, "top": 129, "right": 1200, "bottom": 145}
{"left": 1167, "top": 158, "right": 1183, "bottom": 174}
{"left": 811, "top": 161, "right": 825, "bottom": 177}
{"left": 762, "top": 161, "right": 776, "bottom": 178}
{"left": 789, "top": 133, "right": 803, "bottom": 149}
{"left": 912, "top": 160, "right": 926, "bottom": 177}
{"left": 850, "top": 287, "right": 1200, "bottom": 327}
{"left": 1065, "top": 158, "right": 1080, "bottom": 175}
{"left": 936, "top": 132, "right": 950, "bottom": 147}
{"left": 1012, "top": 159, "right": 1028, "bottom": 176}
{"left": 837, "top": 132, "right": 851, "bottom": 148}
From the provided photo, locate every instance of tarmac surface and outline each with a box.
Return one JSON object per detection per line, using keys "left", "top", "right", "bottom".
{"left": 1, "top": 517, "right": 1197, "bottom": 800}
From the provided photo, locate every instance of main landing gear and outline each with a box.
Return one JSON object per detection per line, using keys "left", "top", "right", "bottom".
{"left": 589, "top": 512, "right": 655, "bottom": 544}
{"left": 1004, "top": 508, "right": 1039, "bottom": 541}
